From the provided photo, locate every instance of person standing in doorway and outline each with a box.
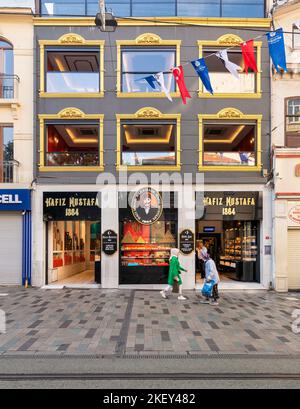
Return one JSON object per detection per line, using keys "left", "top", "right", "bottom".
{"left": 196, "top": 240, "right": 208, "bottom": 279}
{"left": 201, "top": 253, "right": 220, "bottom": 306}
{"left": 160, "top": 248, "right": 187, "bottom": 300}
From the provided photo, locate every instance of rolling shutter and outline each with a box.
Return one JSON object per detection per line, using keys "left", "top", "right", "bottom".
{"left": 0, "top": 213, "right": 22, "bottom": 285}
{"left": 288, "top": 229, "right": 300, "bottom": 290}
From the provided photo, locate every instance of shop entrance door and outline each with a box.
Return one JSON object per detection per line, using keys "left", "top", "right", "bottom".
{"left": 49, "top": 220, "right": 101, "bottom": 286}
{"left": 195, "top": 233, "right": 221, "bottom": 284}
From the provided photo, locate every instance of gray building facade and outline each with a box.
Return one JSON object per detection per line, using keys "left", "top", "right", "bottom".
{"left": 32, "top": 2, "right": 273, "bottom": 290}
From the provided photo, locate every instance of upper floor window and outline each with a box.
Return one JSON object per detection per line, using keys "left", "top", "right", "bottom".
{"left": 286, "top": 98, "right": 300, "bottom": 148}
{"left": 0, "top": 125, "right": 14, "bottom": 183}
{"left": 39, "top": 108, "right": 104, "bottom": 172}
{"left": 203, "top": 122, "right": 257, "bottom": 167}
{"left": 198, "top": 35, "right": 262, "bottom": 98}
{"left": 292, "top": 25, "right": 300, "bottom": 49}
{"left": 121, "top": 121, "right": 177, "bottom": 167}
{"left": 40, "top": 0, "right": 265, "bottom": 17}
{"left": 121, "top": 47, "right": 176, "bottom": 94}
{"left": 198, "top": 108, "right": 262, "bottom": 171}
{"left": 39, "top": 34, "right": 104, "bottom": 98}
{"left": 117, "top": 34, "right": 180, "bottom": 98}
{"left": 46, "top": 122, "right": 100, "bottom": 167}
{"left": 0, "top": 39, "right": 15, "bottom": 99}
{"left": 46, "top": 47, "right": 100, "bottom": 93}
{"left": 117, "top": 107, "right": 181, "bottom": 170}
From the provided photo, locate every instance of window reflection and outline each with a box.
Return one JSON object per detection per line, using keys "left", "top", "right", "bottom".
{"left": 46, "top": 48, "right": 100, "bottom": 93}
{"left": 121, "top": 48, "right": 176, "bottom": 93}
{"left": 121, "top": 122, "right": 177, "bottom": 166}
{"left": 41, "top": 0, "right": 265, "bottom": 17}
{"left": 46, "top": 123, "right": 100, "bottom": 167}
{"left": 203, "top": 123, "right": 256, "bottom": 166}
{"left": 203, "top": 49, "right": 256, "bottom": 94}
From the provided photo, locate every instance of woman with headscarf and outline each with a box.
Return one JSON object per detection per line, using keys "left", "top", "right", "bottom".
{"left": 160, "top": 248, "right": 187, "bottom": 300}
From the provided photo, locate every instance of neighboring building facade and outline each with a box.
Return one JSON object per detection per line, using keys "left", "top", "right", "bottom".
{"left": 0, "top": 4, "right": 34, "bottom": 285}
{"left": 32, "top": 1, "right": 272, "bottom": 290}
{"left": 272, "top": 0, "right": 300, "bottom": 291}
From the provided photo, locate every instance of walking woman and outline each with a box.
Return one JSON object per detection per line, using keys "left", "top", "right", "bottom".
{"left": 160, "top": 248, "right": 187, "bottom": 300}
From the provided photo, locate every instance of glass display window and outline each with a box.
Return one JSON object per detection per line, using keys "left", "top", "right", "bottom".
{"left": 119, "top": 191, "right": 178, "bottom": 284}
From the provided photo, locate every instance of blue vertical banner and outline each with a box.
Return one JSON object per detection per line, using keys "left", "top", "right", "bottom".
{"left": 191, "top": 58, "right": 214, "bottom": 95}
{"left": 22, "top": 212, "right": 32, "bottom": 286}
{"left": 267, "top": 28, "right": 287, "bottom": 73}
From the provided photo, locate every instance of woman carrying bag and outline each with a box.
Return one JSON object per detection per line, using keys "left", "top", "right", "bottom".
{"left": 160, "top": 248, "right": 187, "bottom": 300}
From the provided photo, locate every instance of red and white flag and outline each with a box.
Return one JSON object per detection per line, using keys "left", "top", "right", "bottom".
{"left": 240, "top": 40, "right": 258, "bottom": 74}
{"left": 172, "top": 66, "right": 191, "bottom": 104}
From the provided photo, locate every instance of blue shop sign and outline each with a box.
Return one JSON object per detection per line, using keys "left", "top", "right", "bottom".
{"left": 0, "top": 189, "right": 31, "bottom": 211}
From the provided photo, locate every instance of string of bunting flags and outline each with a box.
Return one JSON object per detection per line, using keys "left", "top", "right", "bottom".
{"left": 139, "top": 28, "right": 289, "bottom": 104}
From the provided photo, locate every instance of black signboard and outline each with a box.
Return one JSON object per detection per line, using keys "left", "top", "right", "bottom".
{"left": 43, "top": 192, "right": 101, "bottom": 221}
{"left": 180, "top": 229, "right": 194, "bottom": 255}
{"left": 196, "top": 191, "right": 262, "bottom": 221}
{"left": 102, "top": 230, "right": 118, "bottom": 255}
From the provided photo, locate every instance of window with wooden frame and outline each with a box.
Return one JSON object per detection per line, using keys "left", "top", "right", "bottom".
{"left": 198, "top": 108, "right": 262, "bottom": 171}
{"left": 117, "top": 33, "right": 181, "bottom": 98}
{"left": 285, "top": 97, "right": 300, "bottom": 148}
{"left": 116, "top": 107, "right": 181, "bottom": 171}
{"left": 38, "top": 108, "right": 104, "bottom": 172}
{"left": 39, "top": 33, "right": 105, "bottom": 98}
{"left": 197, "top": 34, "right": 262, "bottom": 98}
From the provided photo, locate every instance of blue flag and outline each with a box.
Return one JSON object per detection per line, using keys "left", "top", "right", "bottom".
{"left": 191, "top": 58, "right": 213, "bottom": 95}
{"left": 143, "top": 75, "right": 157, "bottom": 90}
{"left": 267, "top": 28, "right": 287, "bottom": 73}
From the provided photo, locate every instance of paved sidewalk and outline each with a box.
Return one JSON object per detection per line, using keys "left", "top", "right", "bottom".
{"left": 0, "top": 288, "right": 299, "bottom": 356}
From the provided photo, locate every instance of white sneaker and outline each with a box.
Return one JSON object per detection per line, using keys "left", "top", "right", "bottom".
{"left": 178, "top": 295, "right": 187, "bottom": 300}
{"left": 160, "top": 290, "right": 167, "bottom": 299}
{"left": 210, "top": 300, "right": 219, "bottom": 306}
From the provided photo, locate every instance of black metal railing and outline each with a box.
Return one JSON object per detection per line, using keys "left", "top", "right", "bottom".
{"left": 0, "top": 74, "right": 20, "bottom": 99}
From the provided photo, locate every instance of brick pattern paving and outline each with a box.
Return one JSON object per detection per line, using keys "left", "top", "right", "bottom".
{"left": 0, "top": 288, "right": 299, "bottom": 355}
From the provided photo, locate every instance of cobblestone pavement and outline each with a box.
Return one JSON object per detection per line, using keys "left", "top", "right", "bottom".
{"left": 0, "top": 288, "right": 299, "bottom": 356}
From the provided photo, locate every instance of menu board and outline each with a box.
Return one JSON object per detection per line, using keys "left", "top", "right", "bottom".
{"left": 102, "top": 230, "right": 118, "bottom": 255}
{"left": 180, "top": 229, "right": 194, "bottom": 255}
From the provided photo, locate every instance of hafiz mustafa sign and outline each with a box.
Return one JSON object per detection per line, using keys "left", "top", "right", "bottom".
{"left": 43, "top": 192, "right": 101, "bottom": 220}
{"left": 199, "top": 192, "right": 262, "bottom": 221}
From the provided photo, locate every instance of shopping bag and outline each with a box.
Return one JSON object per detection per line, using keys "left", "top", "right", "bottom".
{"left": 201, "top": 280, "right": 215, "bottom": 298}
{"left": 172, "top": 280, "right": 179, "bottom": 293}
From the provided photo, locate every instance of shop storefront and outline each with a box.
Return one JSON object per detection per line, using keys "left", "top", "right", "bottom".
{"left": 196, "top": 191, "right": 262, "bottom": 283}
{"left": 43, "top": 192, "right": 101, "bottom": 285}
{"left": 0, "top": 189, "right": 31, "bottom": 285}
{"left": 119, "top": 189, "right": 178, "bottom": 284}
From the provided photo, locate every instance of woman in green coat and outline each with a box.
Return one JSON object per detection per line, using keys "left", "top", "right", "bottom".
{"left": 160, "top": 248, "right": 187, "bottom": 300}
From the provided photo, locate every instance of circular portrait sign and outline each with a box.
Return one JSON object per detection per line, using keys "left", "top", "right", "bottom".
{"left": 289, "top": 206, "right": 300, "bottom": 225}
{"left": 131, "top": 187, "right": 163, "bottom": 225}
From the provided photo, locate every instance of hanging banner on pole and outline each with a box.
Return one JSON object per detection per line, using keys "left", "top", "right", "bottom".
{"left": 191, "top": 58, "right": 214, "bottom": 94}
{"left": 267, "top": 28, "right": 288, "bottom": 73}
{"left": 216, "top": 50, "right": 242, "bottom": 79}
{"left": 143, "top": 72, "right": 173, "bottom": 101}
{"left": 172, "top": 66, "right": 191, "bottom": 104}
{"left": 240, "top": 40, "right": 258, "bottom": 73}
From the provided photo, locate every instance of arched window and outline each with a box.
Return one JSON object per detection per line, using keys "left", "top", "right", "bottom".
{"left": 0, "top": 38, "right": 14, "bottom": 98}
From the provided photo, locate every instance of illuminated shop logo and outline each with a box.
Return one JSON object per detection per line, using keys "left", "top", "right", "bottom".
{"left": 131, "top": 187, "right": 163, "bottom": 225}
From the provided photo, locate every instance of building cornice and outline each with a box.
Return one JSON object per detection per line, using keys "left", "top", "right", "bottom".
{"left": 33, "top": 16, "right": 272, "bottom": 28}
